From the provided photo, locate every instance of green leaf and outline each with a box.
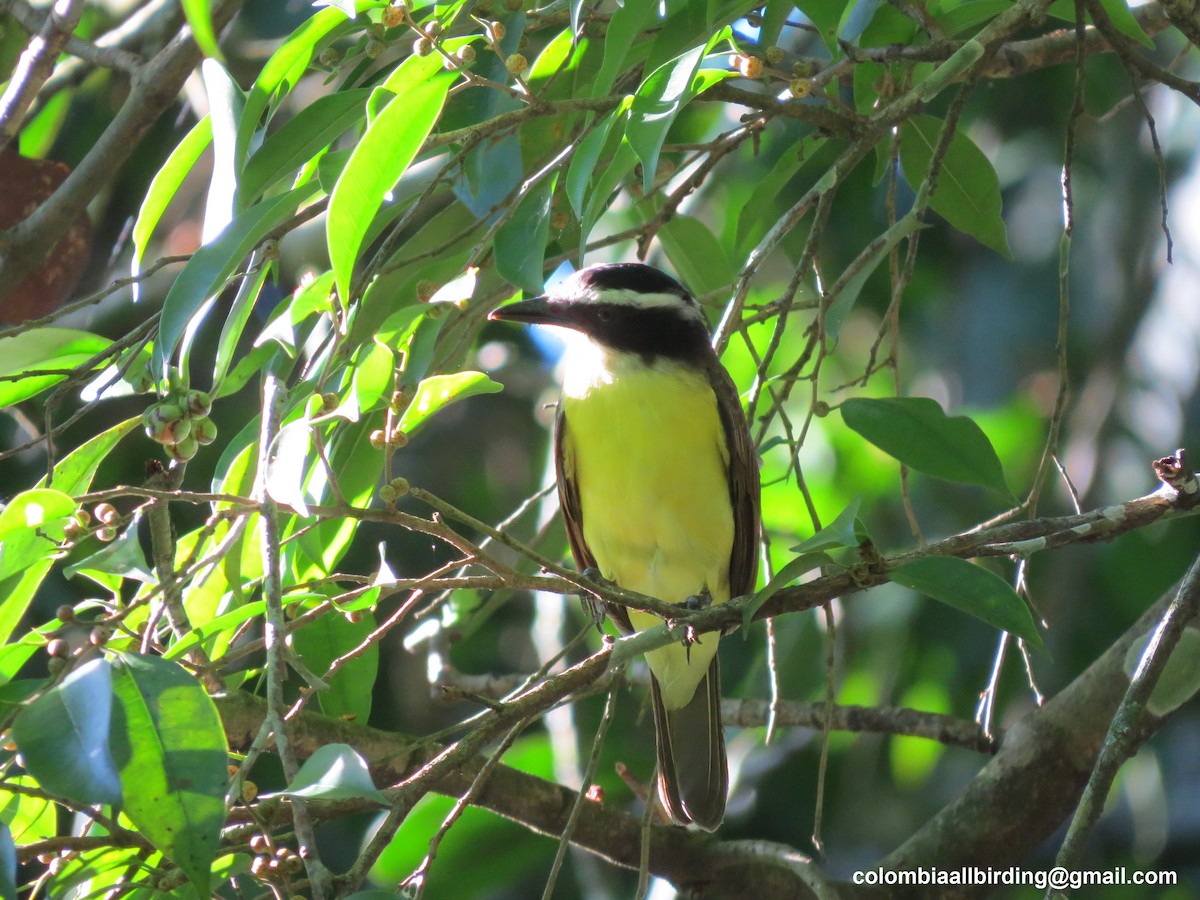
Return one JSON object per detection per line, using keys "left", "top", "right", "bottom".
{"left": 581, "top": 137, "right": 637, "bottom": 250}
{"left": 64, "top": 514, "right": 155, "bottom": 587}
{"left": 202, "top": 59, "right": 246, "bottom": 240}
{"left": 658, "top": 215, "right": 734, "bottom": 298}
{"left": 269, "top": 743, "right": 387, "bottom": 803}
{"left": 398, "top": 372, "right": 503, "bottom": 436}
{"left": 566, "top": 112, "right": 618, "bottom": 220}
{"left": 0, "top": 328, "right": 111, "bottom": 407}
{"left": 824, "top": 212, "right": 925, "bottom": 339}
{"left": 12, "top": 658, "right": 122, "bottom": 806}
{"left": 352, "top": 341, "right": 395, "bottom": 418}
{"left": 0, "top": 822, "right": 14, "bottom": 900}
{"left": 239, "top": 88, "right": 371, "bottom": 203}
{"left": 0, "top": 488, "right": 75, "bottom": 544}
{"left": 790, "top": 497, "right": 864, "bottom": 554}
{"left": 890, "top": 557, "right": 1042, "bottom": 647}
{"left": 131, "top": 116, "right": 212, "bottom": 281}
{"left": 797, "top": 0, "right": 847, "bottom": 53}
{"left": 590, "top": 0, "right": 655, "bottom": 99}
{"left": 109, "top": 654, "right": 228, "bottom": 896}
{"left": 1125, "top": 627, "right": 1200, "bottom": 716}
{"left": 156, "top": 183, "right": 319, "bottom": 373}
{"left": 1095, "top": 0, "right": 1154, "bottom": 47}
{"left": 626, "top": 40, "right": 713, "bottom": 192}
{"left": 1047, "top": 0, "right": 1153, "bottom": 47}
{"left": 760, "top": 0, "right": 794, "bottom": 47}
{"left": 291, "top": 611, "right": 379, "bottom": 721}
{"left": 237, "top": 7, "right": 358, "bottom": 169}
{"left": 744, "top": 498, "right": 863, "bottom": 625}
{"left": 266, "top": 418, "right": 314, "bottom": 516}
{"left": 495, "top": 174, "right": 558, "bottom": 295}
{"left": 212, "top": 251, "right": 271, "bottom": 393}
{"left": 0, "top": 774, "right": 56, "bottom": 842}
{"left": 840, "top": 396, "right": 1011, "bottom": 497}
{"left": 327, "top": 73, "right": 451, "bottom": 304}
{"left": 899, "top": 114, "right": 1011, "bottom": 257}
{"left": 182, "top": 0, "right": 224, "bottom": 61}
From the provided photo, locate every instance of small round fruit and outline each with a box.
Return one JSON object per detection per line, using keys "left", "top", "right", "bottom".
{"left": 505, "top": 53, "right": 528, "bottom": 75}
{"left": 369, "top": 429, "right": 388, "bottom": 450}
{"left": 382, "top": 3, "right": 406, "bottom": 27}
{"left": 766, "top": 45, "right": 784, "bottom": 65}
{"left": 47, "top": 638, "right": 69, "bottom": 658}
{"left": 790, "top": 77, "right": 812, "bottom": 99}
{"left": 489, "top": 21, "right": 506, "bottom": 41}
{"left": 379, "top": 483, "right": 398, "bottom": 503}
{"left": 184, "top": 389, "right": 212, "bottom": 417}
{"left": 192, "top": 416, "right": 219, "bottom": 445}
{"left": 736, "top": 54, "right": 763, "bottom": 79}
{"left": 414, "top": 36, "right": 434, "bottom": 56}
{"left": 390, "top": 476, "right": 411, "bottom": 496}
{"left": 94, "top": 502, "right": 119, "bottom": 524}
{"left": 456, "top": 45, "right": 476, "bottom": 63}
{"left": 168, "top": 435, "right": 199, "bottom": 462}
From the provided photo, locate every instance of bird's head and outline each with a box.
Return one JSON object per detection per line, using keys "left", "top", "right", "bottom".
{"left": 489, "top": 263, "right": 712, "bottom": 363}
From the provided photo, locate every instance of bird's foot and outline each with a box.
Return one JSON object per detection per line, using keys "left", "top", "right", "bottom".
{"left": 676, "top": 587, "right": 713, "bottom": 662}
{"left": 580, "top": 567, "right": 613, "bottom": 630}
{"left": 682, "top": 586, "right": 713, "bottom": 612}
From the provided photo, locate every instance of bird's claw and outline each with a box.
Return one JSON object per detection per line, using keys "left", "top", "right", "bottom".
{"left": 581, "top": 567, "right": 612, "bottom": 630}
{"left": 683, "top": 585, "right": 712, "bottom": 612}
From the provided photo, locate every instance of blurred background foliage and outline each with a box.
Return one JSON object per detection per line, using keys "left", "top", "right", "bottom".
{"left": 2, "top": 0, "right": 1200, "bottom": 897}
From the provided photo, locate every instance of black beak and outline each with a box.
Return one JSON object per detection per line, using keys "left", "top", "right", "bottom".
{"left": 488, "top": 296, "right": 567, "bottom": 327}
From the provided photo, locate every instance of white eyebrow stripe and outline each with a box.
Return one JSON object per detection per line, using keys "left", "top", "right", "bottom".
{"left": 553, "top": 286, "right": 708, "bottom": 322}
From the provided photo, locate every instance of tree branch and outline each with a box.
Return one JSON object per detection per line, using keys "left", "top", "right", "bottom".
{"left": 0, "top": 0, "right": 245, "bottom": 292}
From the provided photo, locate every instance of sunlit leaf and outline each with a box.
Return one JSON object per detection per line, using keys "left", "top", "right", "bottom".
{"left": 627, "top": 35, "right": 721, "bottom": 191}
{"left": 590, "top": 0, "right": 654, "bottom": 99}
{"left": 12, "top": 658, "right": 122, "bottom": 806}
{"left": 240, "top": 88, "right": 371, "bottom": 203}
{"left": 109, "top": 654, "right": 228, "bottom": 897}
{"left": 130, "top": 116, "right": 212, "bottom": 283}
{"left": 156, "top": 183, "right": 319, "bottom": 373}
{"left": 202, "top": 59, "right": 245, "bottom": 242}
{"left": 237, "top": 7, "right": 358, "bottom": 166}
{"left": 397, "top": 372, "right": 503, "bottom": 436}
{"left": 0, "top": 328, "right": 111, "bottom": 407}
{"left": 267, "top": 743, "right": 387, "bottom": 803}
{"left": 327, "top": 74, "right": 451, "bottom": 305}
{"left": 0, "top": 488, "right": 75, "bottom": 543}
{"left": 182, "top": 0, "right": 224, "bottom": 61}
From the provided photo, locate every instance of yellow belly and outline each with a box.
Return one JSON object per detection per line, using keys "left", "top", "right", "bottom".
{"left": 561, "top": 347, "right": 733, "bottom": 708}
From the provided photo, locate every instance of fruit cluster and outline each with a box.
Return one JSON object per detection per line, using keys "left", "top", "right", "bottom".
{"left": 142, "top": 389, "right": 217, "bottom": 461}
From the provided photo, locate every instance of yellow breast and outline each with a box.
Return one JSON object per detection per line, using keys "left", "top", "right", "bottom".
{"left": 560, "top": 340, "right": 734, "bottom": 707}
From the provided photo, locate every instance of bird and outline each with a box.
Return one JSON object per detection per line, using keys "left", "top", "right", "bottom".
{"left": 489, "top": 262, "right": 760, "bottom": 829}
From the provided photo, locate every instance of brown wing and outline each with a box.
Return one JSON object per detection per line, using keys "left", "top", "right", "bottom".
{"left": 707, "top": 357, "right": 761, "bottom": 599}
{"left": 554, "top": 405, "right": 634, "bottom": 634}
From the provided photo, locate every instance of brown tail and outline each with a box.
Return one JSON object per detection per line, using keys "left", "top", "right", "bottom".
{"left": 650, "top": 657, "right": 727, "bottom": 830}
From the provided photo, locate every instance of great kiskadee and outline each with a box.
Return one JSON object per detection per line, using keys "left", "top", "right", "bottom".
{"left": 490, "top": 263, "right": 760, "bottom": 830}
